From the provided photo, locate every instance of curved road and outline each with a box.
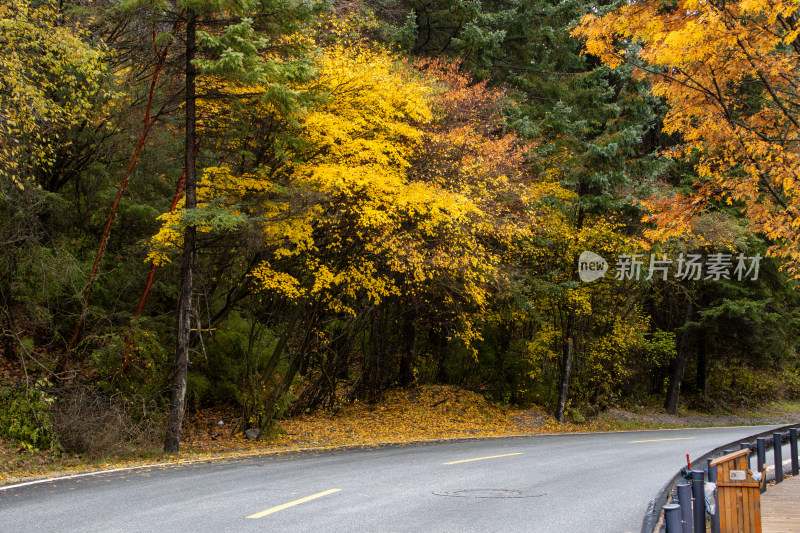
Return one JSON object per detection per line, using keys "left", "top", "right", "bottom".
{"left": 0, "top": 425, "right": 786, "bottom": 532}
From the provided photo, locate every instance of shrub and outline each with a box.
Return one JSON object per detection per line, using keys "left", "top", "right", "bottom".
{"left": 50, "top": 387, "right": 162, "bottom": 456}
{"left": 0, "top": 379, "right": 59, "bottom": 451}
{"left": 708, "top": 365, "right": 800, "bottom": 407}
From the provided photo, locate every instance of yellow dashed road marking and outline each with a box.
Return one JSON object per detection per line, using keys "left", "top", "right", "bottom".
{"left": 629, "top": 437, "right": 696, "bottom": 443}
{"left": 443, "top": 453, "right": 523, "bottom": 465}
{"left": 246, "top": 489, "right": 342, "bottom": 519}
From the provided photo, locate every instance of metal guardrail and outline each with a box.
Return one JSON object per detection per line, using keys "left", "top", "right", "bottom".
{"left": 642, "top": 423, "right": 800, "bottom": 533}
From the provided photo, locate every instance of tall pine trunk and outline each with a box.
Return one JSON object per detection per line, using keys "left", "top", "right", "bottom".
{"left": 664, "top": 300, "right": 693, "bottom": 415}
{"left": 555, "top": 308, "right": 575, "bottom": 422}
{"left": 696, "top": 336, "right": 707, "bottom": 398}
{"left": 165, "top": 10, "right": 197, "bottom": 453}
{"left": 556, "top": 207, "right": 583, "bottom": 422}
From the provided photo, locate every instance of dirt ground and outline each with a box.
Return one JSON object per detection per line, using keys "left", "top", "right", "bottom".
{"left": 601, "top": 407, "right": 800, "bottom": 428}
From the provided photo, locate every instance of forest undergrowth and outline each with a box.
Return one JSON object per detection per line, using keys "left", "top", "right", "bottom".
{"left": 2, "top": 385, "right": 797, "bottom": 484}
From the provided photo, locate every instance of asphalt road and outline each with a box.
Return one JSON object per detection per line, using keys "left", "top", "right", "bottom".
{"left": 0, "top": 425, "right": 787, "bottom": 533}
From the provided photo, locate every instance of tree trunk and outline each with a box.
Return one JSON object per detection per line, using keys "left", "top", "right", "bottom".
{"left": 664, "top": 300, "right": 693, "bottom": 415}
{"left": 165, "top": 11, "right": 197, "bottom": 453}
{"left": 399, "top": 313, "right": 418, "bottom": 388}
{"left": 555, "top": 307, "right": 575, "bottom": 422}
{"left": 367, "top": 310, "right": 384, "bottom": 398}
{"left": 434, "top": 327, "right": 450, "bottom": 384}
{"left": 261, "top": 307, "right": 320, "bottom": 428}
{"left": 696, "top": 335, "right": 707, "bottom": 398}
{"left": 1, "top": 255, "right": 17, "bottom": 361}
{"left": 556, "top": 207, "right": 583, "bottom": 422}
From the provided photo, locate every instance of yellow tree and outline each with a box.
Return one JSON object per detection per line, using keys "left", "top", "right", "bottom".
{"left": 148, "top": 37, "right": 536, "bottom": 417}
{"left": 404, "top": 59, "right": 537, "bottom": 386}
{"left": 0, "top": 0, "right": 105, "bottom": 193}
{"left": 574, "top": 0, "right": 800, "bottom": 276}
{"left": 516, "top": 143, "right": 648, "bottom": 417}
{"left": 241, "top": 44, "right": 516, "bottom": 403}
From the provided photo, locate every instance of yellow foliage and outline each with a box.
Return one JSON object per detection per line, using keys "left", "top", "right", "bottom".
{"left": 584, "top": 314, "right": 649, "bottom": 397}
{"left": 148, "top": 29, "right": 538, "bottom": 352}
{"left": 574, "top": 0, "right": 800, "bottom": 276}
{"left": 0, "top": 0, "right": 106, "bottom": 190}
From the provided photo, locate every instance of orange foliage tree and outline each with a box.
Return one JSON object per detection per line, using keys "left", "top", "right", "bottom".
{"left": 574, "top": 0, "right": 800, "bottom": 276}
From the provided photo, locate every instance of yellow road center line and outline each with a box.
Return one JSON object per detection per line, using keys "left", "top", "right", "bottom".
{"left": 246, "top": 489, "right": 342, "bottom": 519}
{"left": 629, "top": 437, "right": 696, "bottom": 443}
{"left": 443, "top": 453, "right": 523, "bottom": 465}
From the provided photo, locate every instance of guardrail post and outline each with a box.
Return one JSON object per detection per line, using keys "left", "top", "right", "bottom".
{"left": 706, "top": 460, "right": 716, "bottom": 482}
{"left": 665, "top": 504, "right": 683, "bottom": 533}
{"left": 791, "top": 428, "right": 799, "bottom": 476}
{"left": 757, "top": 437, "right": 766, "bottom": 493}
{"left": 692, "top": 470, "right": 706, "bottom": 533}
{"left": 739, "top": 443, "right": 751, "bottom": 470}
{"left": 706, "top": 461, "right": 720, "bottom": 533}
{"left": 773, "top": 433, "right": 784, "bottom": 483}
{"left": 677, "top": 483, "right": 693, "bottom": 533}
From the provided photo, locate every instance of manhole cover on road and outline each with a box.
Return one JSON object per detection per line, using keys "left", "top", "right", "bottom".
{"left": 432, "top": 489, "right": 546, "bottom": 499}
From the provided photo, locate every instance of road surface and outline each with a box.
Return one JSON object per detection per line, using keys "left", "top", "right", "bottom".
{"left": 0, "top": 425, "right": 786, "bottom": 532}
